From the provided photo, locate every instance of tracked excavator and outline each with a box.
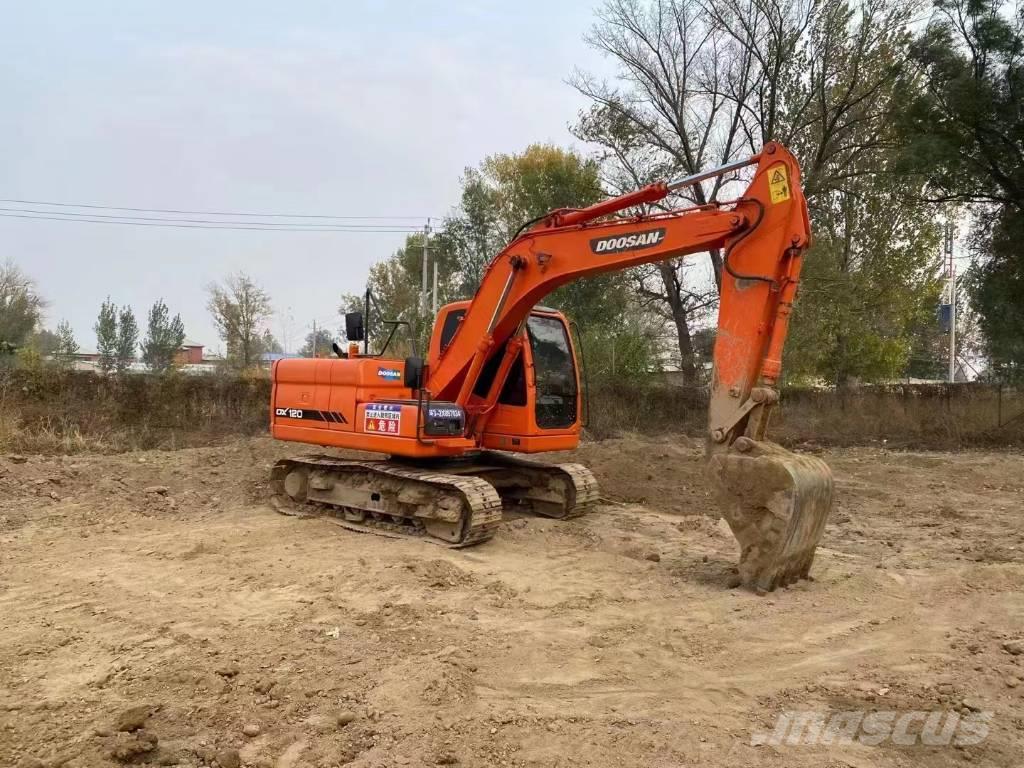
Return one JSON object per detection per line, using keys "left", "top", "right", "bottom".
{"left": 269, "top": 141, "right": 833, "bottom": 591}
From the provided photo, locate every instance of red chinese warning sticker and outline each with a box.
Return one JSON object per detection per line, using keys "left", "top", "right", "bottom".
{"left": 364, "top": 404, "right": 402, "bottom": 435}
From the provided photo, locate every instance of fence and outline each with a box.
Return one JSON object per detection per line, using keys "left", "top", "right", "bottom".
{"left": 587, "top": 381, "right": 1024, "bottom": 448}
{"left": 1, "top": 368, "right": 1021, "bottom": 453}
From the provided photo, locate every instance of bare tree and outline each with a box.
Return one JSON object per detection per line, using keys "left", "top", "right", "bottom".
{"left": 707, "top": 0, "right": 938, "bottom": 384}
{"left": 573, "top": 0, "right": 919, "bottom": 381}
{"left": 207, "top": 273, "right": 273, "bottom": 369}
{"left": 0, "top": 261, "right": 44, "bottom": 348}
{"left": 572, "top": 0, "right": 753, "bottom": 381}
{"left": 703, "top": 0, "right": 915, "bottom": 201}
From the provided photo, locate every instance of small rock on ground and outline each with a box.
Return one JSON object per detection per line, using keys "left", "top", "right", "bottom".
{"left": 1002, "top": 639, "right": 1024, "bottom": 656}
{"left": 336, "top": 710, "right": 357, "bottom": 726}
{"left": 961, "top": 697, "right": 984, "bottom": 712}
{"left": 108, "top": 731, "right": 158, "bottom": 762}
{"left": 115, "top": 704, "right": 154, "bottom": 732}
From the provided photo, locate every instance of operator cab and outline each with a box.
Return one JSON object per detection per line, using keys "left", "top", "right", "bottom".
{"left": 428, "top": 302, "right": 581, "bottom": 451}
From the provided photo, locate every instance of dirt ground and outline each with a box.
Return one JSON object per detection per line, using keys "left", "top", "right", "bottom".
{"left": 2, "top": 435, "right": 1023, "bottom": 768}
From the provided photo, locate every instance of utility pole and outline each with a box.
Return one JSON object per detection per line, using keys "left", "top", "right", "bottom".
{"left": 432, "top": 260, "right": 439, "bottom": 315}
{"left": 312, "top": 319, "right": 318, "bottom": 359}
{"left": 420, "top": 218, "right": 431, "bottom": 315}
{"left": 280, "top": 306, "right": 294, "bottom": 354}
{"left": 945, "top": 222, "right": 956, "bottom": 383}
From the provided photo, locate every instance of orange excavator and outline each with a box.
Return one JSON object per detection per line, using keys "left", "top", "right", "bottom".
{"left": 269, "top": 142, "right": 833, "bottom": 591}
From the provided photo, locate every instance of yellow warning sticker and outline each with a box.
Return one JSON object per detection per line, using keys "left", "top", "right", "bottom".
{"left": 768, "top": 164, "right": 790, "bottom": 204}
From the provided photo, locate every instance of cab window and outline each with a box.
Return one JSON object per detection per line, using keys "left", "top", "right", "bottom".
{"left": 527, "top": 315, "right": 578, "bottom": 429}
{"left": 440, "top": 309, "right": 466, "bottom": 352}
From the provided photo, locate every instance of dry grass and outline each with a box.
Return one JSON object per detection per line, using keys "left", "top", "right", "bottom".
{"left": 1, "top": 368, "right": 1020, "bottom": 455}
{"left": 0, "top": 368, "right": 269, "bottom": 454}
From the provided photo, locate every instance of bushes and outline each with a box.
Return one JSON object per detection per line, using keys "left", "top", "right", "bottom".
{"left": 0, "top": 368, "right": 270, "bottom": 453}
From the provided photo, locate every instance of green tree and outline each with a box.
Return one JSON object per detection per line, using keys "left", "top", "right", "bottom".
{"left": 344, "top": 145, "right": 645, "bottom": 365}
{"left": 207, "top": 273, "right": 273, "bottom": 369}
{"left": 300, "top": 328, "right": 335, "bottom": 357}
{"left": 115, "top": 306, "right": 139, "bottom": 373}
{"left": 95, "top": 297, "right": 118, "bottom": 374}
{"left": 897, "top": 0, "right": 1024, "bottom": 378}
{"left": 446, "top": 144, "right": 632, "bottom": 325}
{"left": 964, "top": 212, "right": 1024, "bottom": 377}
{"left": 576, "top": 309, "right": 665, "bottom": 382}
{"left": 784, "top": 176, "right": 944, "bottom": 384}
{"left": 0, "top": 261, "right": 44, "bottom": 349}
{"left": 29, "top": 328, "right": 60, "bottom": 357}
{"left": 142, "top": 299, "right": 186, "bottom": 373}
{"left": 444, "top": 170, "right": 500, "bottom": 294}
{"left": 341, "top": 228, "right": 468, "bottom": 356}
{"left": 54, "top": 320, "right": 79, "bottom": 366}
{"left": 260, "top": 330, "right": 283, "bottom": 356}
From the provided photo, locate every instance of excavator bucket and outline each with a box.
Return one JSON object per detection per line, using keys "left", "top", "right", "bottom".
{"left": 706, "top": 440, "right": 833, "bottom": 591}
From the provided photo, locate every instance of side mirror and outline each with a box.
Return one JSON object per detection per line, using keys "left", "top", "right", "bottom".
{"left": 345, "top": 312, "right": 365, "bottom": 342}
{"left": 404, "top": 356, "right": 424, "bottom": 389}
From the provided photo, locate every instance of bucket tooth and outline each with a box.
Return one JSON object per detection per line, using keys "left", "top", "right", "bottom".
{"left": 707, "top": 440, "right": 833, "bottom": 591}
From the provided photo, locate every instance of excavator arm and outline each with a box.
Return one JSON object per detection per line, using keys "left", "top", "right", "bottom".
{"left": 428, "top": 142, "right": 805, "bottom": 444}
{"left": 427, "top": 142, "right": 833, "bottom": 590}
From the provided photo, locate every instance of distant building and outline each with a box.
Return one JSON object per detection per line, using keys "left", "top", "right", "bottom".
{"left": 69, "top": 339, "right": 213, "bottom": 373}
{"left": 176, "top": 339, "right": 205, "bottom": 365}
{"left": 70, "top": 351, "right": 102, "bottom": 373}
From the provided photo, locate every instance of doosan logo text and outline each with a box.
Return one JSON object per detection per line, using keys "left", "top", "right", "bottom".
{"left": 590, "top": 228, "right": 666, "bottom": 254}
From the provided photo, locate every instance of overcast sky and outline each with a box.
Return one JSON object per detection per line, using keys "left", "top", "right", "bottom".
{"left": 3, "top": 1, "right": 609, "bottom": 353}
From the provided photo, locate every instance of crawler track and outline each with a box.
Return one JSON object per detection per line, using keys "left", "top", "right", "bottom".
{"left": 270, "top": 452, "right": 599, "bottom": 547}
{"left": 474, "top": 450, "right": 600, "bottom": 519}
{"left": 270, "top": 456, "right": 503, "bottom": 547}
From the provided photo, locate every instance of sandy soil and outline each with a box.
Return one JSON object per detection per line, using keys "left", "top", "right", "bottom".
{"left": 1, "top": 435, "right": 1023, "bottom": 768}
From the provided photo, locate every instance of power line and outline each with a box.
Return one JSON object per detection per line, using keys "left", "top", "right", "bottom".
{"left": 303, "top": 314, "right": 341, "bottom": 330}
{"left": 0, "top": 206, "right": 421, "bottom": 230}
{"left": 0, "top": 197, "right": 438, "bottom": 221}
{"left": 0, "top": 211, "right": 423, "bottom": 233}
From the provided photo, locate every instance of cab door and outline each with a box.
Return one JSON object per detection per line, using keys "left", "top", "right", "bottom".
{"left": 480, "top": 311, "right": 581, "bottom": 451}
{"left": 525, "top": 314, "right": 579, "bottom": 430}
